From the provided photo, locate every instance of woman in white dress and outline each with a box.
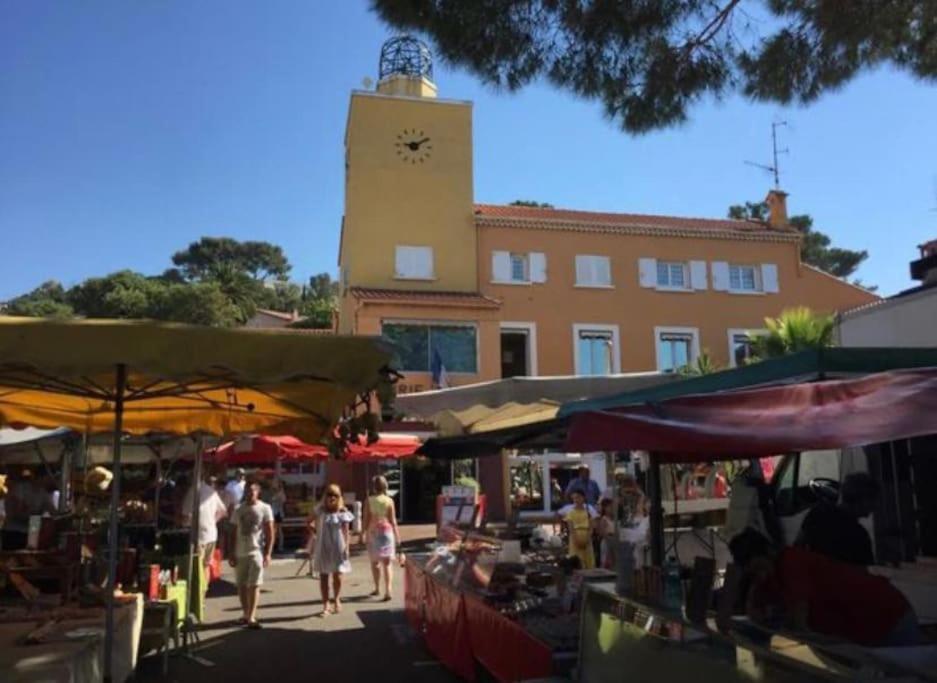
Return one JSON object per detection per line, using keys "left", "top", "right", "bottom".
{"left": 311, "top": 484, "right": 354, "bottom": 616}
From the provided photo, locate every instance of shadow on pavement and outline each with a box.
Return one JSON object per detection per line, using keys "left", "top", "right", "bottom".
{"left": 136, "top": 609, "right": 458, "bottom": 682}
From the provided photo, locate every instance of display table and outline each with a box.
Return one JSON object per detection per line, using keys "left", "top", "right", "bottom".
{"left": 406, "top": 559, "right": 557, "bottom": 682}
{"left": 0, "top": 593, "right": 143, "bottom": 683}
{"left": 578, "top": 582, "right": 933, "bottom": 683}
{"left": 0, "top": 550, "right": 78, "bottom": 604}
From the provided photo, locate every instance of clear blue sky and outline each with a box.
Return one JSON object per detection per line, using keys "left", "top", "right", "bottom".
{"left": 2, "top": 1, "right": 936, "bottom": 301}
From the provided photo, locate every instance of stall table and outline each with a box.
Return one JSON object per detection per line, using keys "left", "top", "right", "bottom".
{"left": 406, "top": 555, "right": 572, "bottom": 682}
{"left": 0, "top": 593, "right": 143, "bottom": 683}
{"left": 578, "top": 582, "right": 934, "bottom": 682}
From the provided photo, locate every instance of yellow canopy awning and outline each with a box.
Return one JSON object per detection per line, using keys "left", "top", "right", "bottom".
{"left": 0, "top": 316, "right": 392, "bottom": 442}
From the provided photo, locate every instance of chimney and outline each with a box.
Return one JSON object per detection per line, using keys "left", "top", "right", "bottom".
{"left": 765, "top": 189, "right": 789, "bottom": 228}
{"left": 911, "top": 239, "right": 937, "bottom": 285}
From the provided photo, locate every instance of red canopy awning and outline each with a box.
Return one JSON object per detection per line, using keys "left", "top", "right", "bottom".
{"left": 207, "top": 435, "right": 325, "bottom": 465}
{"left": 345, "top": 433, "right": 421, "bottom": 462}
{"left": 206, "top": 433, "right": 421, "bottom": 465}
{"left": 565, "top": 369, "right": 937, "bottom": 462}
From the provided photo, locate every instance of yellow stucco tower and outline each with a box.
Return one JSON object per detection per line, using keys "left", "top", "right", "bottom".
{"left": 339, "top": 37, "right": 477, "bottom": 332}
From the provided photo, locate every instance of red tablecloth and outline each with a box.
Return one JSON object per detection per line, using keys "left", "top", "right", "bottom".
{"left": 406, "top": 562, "right": 555, "bottom": 683}
{"left": 463, "top": 593, "right": 553, "bottom": 683}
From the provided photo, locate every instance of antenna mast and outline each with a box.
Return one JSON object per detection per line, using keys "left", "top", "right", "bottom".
{"left": 745, "top": 120, "right": 789, "bottom": 188}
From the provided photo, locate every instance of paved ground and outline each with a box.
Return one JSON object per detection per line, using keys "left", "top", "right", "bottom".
{"left": 137, "top": 525, "right": 458, "bottom": 683}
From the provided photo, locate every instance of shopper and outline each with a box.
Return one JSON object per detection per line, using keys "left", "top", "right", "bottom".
{"left": 229, "top": 481, "right": 274, "bottom": 629}
{"left": 564, "top": 465, "right": 601, "bottom": 506}
{"left": 269, "top": 479, "right": 287, "bottom": 552}
{"left": 222, "top": 468, "right": 247, "bottom": 510}
{"left": 596, "top": 498, "right": 616, "bottom": 569}
{"left": 181, "top": 474, "right": 227, "bottom": 573}
{"left": 311, "top": 483, "right": 354, "bottom": 616}
{"left": 364, "top": 475, "right": 401, "bottom": 601}
{"left": 561, "top": 490, "right": 597, "bottom": 569}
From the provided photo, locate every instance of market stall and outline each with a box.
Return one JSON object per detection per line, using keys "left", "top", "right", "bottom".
{"left": 0, "top": 316, "right": 393, "bottom": 682}
{"left": 561, "top": 365, "right": 937, "bottom": 682}
{"left": 405, "top": 526, "right": 584, "bottom": 682}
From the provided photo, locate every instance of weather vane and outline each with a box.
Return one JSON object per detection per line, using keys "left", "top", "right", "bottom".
{"left": 745, "top": 120, "right": 789, "bottom": 188}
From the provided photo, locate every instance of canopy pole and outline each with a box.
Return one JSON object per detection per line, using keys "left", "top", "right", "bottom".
{"left": 647, "top": 452, "right": 664, "bottom": 568}
{"left": 183, "top": 433, "right": 204, "bottom": 651}
{"left": 104, "top": 363, "right": 127, "bottom": 683}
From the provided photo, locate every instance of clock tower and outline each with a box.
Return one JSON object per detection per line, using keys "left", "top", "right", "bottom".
{"left": 339, "top": 37, "right": 477, "bottom": 316}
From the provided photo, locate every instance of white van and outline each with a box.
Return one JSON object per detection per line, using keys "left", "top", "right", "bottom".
{"left": 728, "top": 434, "right": 937, "bottom": 621}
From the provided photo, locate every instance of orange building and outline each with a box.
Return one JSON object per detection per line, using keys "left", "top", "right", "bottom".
{"left": 338, "top": 40, "right": 877, "bottom": 393}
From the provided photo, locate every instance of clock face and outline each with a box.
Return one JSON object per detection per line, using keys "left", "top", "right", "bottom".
{"left": 395, "top": 128, "right": 432, "bottom": 164}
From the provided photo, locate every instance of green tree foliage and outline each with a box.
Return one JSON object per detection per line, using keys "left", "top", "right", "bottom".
{"left": 728, "top": 201, "right": 868, "bottom": 279}
{"left": 748, "top": 307, "right": 835, "bottom": 361}
{"left": 509, "top": 200, "right": 554, "bottom": 208}
{"left": 679, "top": 351, "right": 720, "bottom": 376}
{"left": 172, "top": 237, "right": 290, "bottom": 282}
{"left": 372, "top": 1, "right": 937, "bottom": 133}
{"left": 3, "top": 281, "right": 73, "bottom": 318}
{"left": 4, "top": 241, "right": 337, "bottom": 328}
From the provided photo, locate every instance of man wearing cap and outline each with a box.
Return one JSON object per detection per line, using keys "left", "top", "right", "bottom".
{"left": 564, "top": 466, "right": 601, "bottom": 506}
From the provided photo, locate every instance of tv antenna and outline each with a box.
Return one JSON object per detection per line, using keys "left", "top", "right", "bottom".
{"left": 745, "top": 120, "right": 788, "bottom": 188}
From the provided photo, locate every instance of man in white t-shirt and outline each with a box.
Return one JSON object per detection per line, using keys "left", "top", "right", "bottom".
{"left": 222, "top": 469, "right": 246, "bottom": 510}
{"left": 229, "top": 482, "right": 274, "bottom": 629}
{"left": 182, "top": 476, "right": 227, "bottom": 571}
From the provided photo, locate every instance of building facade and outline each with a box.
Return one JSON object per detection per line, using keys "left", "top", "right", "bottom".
{"left": 838, "top": 240, "right": 937, "bottom": 347}
{"left": 338, "top": 41, "right": 878, "bottom": 394}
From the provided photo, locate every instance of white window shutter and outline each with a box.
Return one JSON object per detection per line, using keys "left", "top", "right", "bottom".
{"left": 575, "top": 255, "right": 589, "bottom": 285}
{"left": 689, "top": 261, "right": 708, "bottom": 290}
{"left": 761, "top": 263, "right": 779, "bottom": 293}
{"left": 394, "top": 246, "right": 409, "bottom": 277}
{"left": 492, "top": 251, "right": 511, "bottom": 282}
{"left": 596, "top": 257, "right": 611, "bottom": 285}
{"left": 712, "top": 261, "right": 729, "bottom": 291}
{"left": 638, "top": 258, "right": 657, "bottom": 288}
{"left": 416, "top": 247, "right": 433, "bottom": 278}
{"left": 530, "top": 252, "right": 547, "bottom": 283}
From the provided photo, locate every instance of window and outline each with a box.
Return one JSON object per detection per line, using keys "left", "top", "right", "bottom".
{"left": 574, "top": 325, "right": 620, "bottom": 375}
{"left": 728, "top": 329, "right": 768, "bottom": 367}
{"left": 575, "top": 255, "right": 612, "bottom": 287}
{"left": 656, "top": 261, "right": 688, "bottom": 289}
{"left": 510, "top": 253, "right": 529, "bottom": 282}
{"left": 493, "top": 251, "right": 547, "bottom": 284}
{"left": 729, "top": 264, "right": 761, "bottom": 292}
{"left": 655, "top": 327, "right": 699, "bottom": 373}
{"left": 382, "top": 323, "right": 477, "bottom": 373}
{"left": 394, "top": 245, "right": 434, "bottom": 280}
{"left": 730, "top": 332, "right": 755, "bottom": 368}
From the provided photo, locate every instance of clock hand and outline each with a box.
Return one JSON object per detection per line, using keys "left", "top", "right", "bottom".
{"left": 413, "top": 137, "right": 430, "bottom": 147}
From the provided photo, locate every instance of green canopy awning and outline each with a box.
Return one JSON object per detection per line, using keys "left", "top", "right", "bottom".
{"left": 558, "top": 348, "right": 937, "bottom": 418}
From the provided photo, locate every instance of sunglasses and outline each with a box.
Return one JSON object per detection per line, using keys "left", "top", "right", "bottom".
{"left": 326, "top": 493, "right": 339, "bottom": 499}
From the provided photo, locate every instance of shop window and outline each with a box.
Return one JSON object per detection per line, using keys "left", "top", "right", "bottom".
{"left": 575, "top": 327, "right": 618, "bottom": 376}
{"left": 382, "top": 323, "right": 477, "bottom": 373}
{"left": 510, "top": 461, "right": 544, "bottom": 511}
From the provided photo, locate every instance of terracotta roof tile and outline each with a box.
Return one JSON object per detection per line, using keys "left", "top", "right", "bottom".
{"left": 473, "top": 203, "right": 797, "bottom": 238}
{"left": 350, "top": 287, "right": 501, "bottom": 309}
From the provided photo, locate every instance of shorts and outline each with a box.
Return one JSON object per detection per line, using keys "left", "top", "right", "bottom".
{"left": 199, "top": 542, "right": 216, "bottom": 568}
{"left": 235, "top": 552, "right": 264, "bottom": 587}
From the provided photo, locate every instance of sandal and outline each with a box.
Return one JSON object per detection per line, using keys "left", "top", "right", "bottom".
{"left": 382, "top": 594, "right": 392, "bottom": 602}
{"left": 247, "top": 621, "right": 262, "bottom": 630}
{"left": 333, "top": 598, "right": 342, "bottom": 613}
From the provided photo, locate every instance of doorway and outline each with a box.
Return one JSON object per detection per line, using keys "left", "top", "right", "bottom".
{"left": 501, "top": 325, "right": 534, "bottom": 378}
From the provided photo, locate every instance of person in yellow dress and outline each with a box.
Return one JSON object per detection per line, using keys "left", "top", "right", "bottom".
{"left": 560, "top": 490, "right": 598, "bottom": 569}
